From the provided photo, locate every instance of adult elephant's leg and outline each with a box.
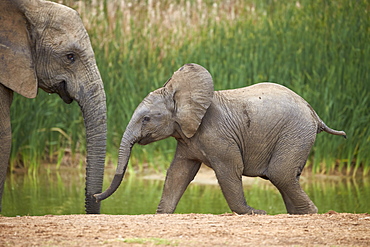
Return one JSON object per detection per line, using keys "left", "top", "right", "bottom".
{"left": 156, "top": 154, "right": 201, "bottom": 214}
{"left": 267, "top": 137, "right": 318, "bottom": 214}
{"left": 0, "top": 84, "right": 13, "bottom": 212}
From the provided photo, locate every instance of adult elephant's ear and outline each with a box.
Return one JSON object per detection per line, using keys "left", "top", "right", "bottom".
{"left": 0, "top": 0, "right": 37, "bottom": 98}
{"left": 165, "top": 63, "right": 214, "bottom": 138}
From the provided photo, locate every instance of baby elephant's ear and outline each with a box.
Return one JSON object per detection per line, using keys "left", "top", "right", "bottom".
{"left": 0, "top": 0, "right": 37, "bottom": 98}
{"left": 165, "top": 63, "right": 214, "bottom": 138}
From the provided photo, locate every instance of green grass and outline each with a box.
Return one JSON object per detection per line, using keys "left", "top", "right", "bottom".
{"left": 9, "top": 0, "right": 369, "bottom": 175}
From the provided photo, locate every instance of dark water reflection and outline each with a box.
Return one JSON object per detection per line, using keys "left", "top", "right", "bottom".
{"left": 2, "top": 167, "right": 369, "bottom": 216}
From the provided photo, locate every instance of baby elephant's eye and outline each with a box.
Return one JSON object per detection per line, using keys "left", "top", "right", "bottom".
{"left": 143, "top": 116, "right": 150, "bottom": 122}
{"left": 66, "top": 53, "right": 75, "bottom": 63}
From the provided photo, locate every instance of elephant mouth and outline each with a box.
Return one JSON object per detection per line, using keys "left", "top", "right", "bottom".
{"left": 57, "top": 81, "right": 73, "bottom": 104}
{"left": 138, "top": 134, "right": 153, "bottom": 145}
{"left": 39, "top": 80, "right": 73, "bottom": 104}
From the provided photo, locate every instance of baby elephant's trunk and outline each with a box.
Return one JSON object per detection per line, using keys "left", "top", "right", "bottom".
{"left": 94, "top": 173, "right": 125, "bottom": 202}
{"left": 94, "top": 135, "right": 136, "bottom": 202}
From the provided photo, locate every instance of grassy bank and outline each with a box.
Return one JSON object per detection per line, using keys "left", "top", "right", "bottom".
{"left": 10, "top": 0, "right": 369, "bottom": 175}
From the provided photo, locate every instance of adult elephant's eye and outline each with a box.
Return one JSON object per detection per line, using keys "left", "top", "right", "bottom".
{"left": 143, "top": 116, "right": 150, "bottom": 122}
{"left": 66, "top": 53, "right": 75, "bottom": 63}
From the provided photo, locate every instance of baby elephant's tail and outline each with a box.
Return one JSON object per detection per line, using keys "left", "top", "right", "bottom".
{"left": 318, "top": 121, "right": 347, "bottom": 139}
{"left": 306, "top": 104, "right": 346, "bottom": 138}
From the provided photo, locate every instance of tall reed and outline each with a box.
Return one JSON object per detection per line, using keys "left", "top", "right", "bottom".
{"left": 10, "top": 0, "right": 369, "bottom": 175}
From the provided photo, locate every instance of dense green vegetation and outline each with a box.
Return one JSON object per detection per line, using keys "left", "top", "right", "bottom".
{"left": 10, "top": 0, "right": 369, "bottom": 175}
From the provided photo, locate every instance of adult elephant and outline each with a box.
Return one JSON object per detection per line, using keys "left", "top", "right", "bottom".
{"left": 95, "top": 63, "right": 346, "bottom": 215}
{"left": 0, "top": 0, "right": 107, "bottom": 214}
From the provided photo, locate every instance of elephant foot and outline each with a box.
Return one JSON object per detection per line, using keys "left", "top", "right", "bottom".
{"left": 288, "top": 202, "right": 318, "bottom": 215}
{"left": 244, "top": 208, "right": 267, "bottom": 215}
{"left": 233, "top": 206, "right": 267, "bottom": 215}
{"left": 302, "top": 202, "right": 318, "bottom": 214}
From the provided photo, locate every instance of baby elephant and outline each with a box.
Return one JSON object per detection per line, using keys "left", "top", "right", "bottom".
{"left": 95, "top": 63, "right": 346, "bottom": 215}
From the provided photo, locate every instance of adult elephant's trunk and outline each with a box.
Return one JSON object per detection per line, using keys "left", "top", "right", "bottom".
{"left": 94, "top": 126, "right": 138, "bottom": 202}
{"left": 76, "top": 77, "right": 107, "bottom": 214}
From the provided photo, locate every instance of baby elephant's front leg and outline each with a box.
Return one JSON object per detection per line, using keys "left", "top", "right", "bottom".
{"left": 214, "top": 167, "right": 266, "bottom": 215}
{"left": 156, "top": 158, "right": 201, "bottom": 214}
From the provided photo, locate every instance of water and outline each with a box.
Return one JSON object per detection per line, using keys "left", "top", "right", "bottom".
{"left": 2, "top": 167, "right": 369, "bottom": 216}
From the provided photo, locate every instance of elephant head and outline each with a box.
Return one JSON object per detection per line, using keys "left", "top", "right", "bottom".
{"left": 94, "top": 63, "right": 214, "bottom": 202}
{"left": 0, "top": 0, "right": 107, "bottom": 213}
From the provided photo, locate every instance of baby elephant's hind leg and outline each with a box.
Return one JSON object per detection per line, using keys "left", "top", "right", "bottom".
{"left": 266, "top": 145, "right": 318, "bottom": 214}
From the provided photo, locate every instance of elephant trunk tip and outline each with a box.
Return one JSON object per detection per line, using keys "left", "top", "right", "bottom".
{"left": 93, "top": 186, "right": 116, "bottom": 202}
{"left": 93, "top": 193, "right": 105, "bottom": 203}
{"left": 92, "top": 173, "right": 125, "bottom": 203}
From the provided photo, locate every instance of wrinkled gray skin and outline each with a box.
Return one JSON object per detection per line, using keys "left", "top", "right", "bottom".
{"left": 95, "top": 63, "right": 346, "bottom": 215}
{"left": 0, "top": 0, "right": 107, "bottom": 213}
